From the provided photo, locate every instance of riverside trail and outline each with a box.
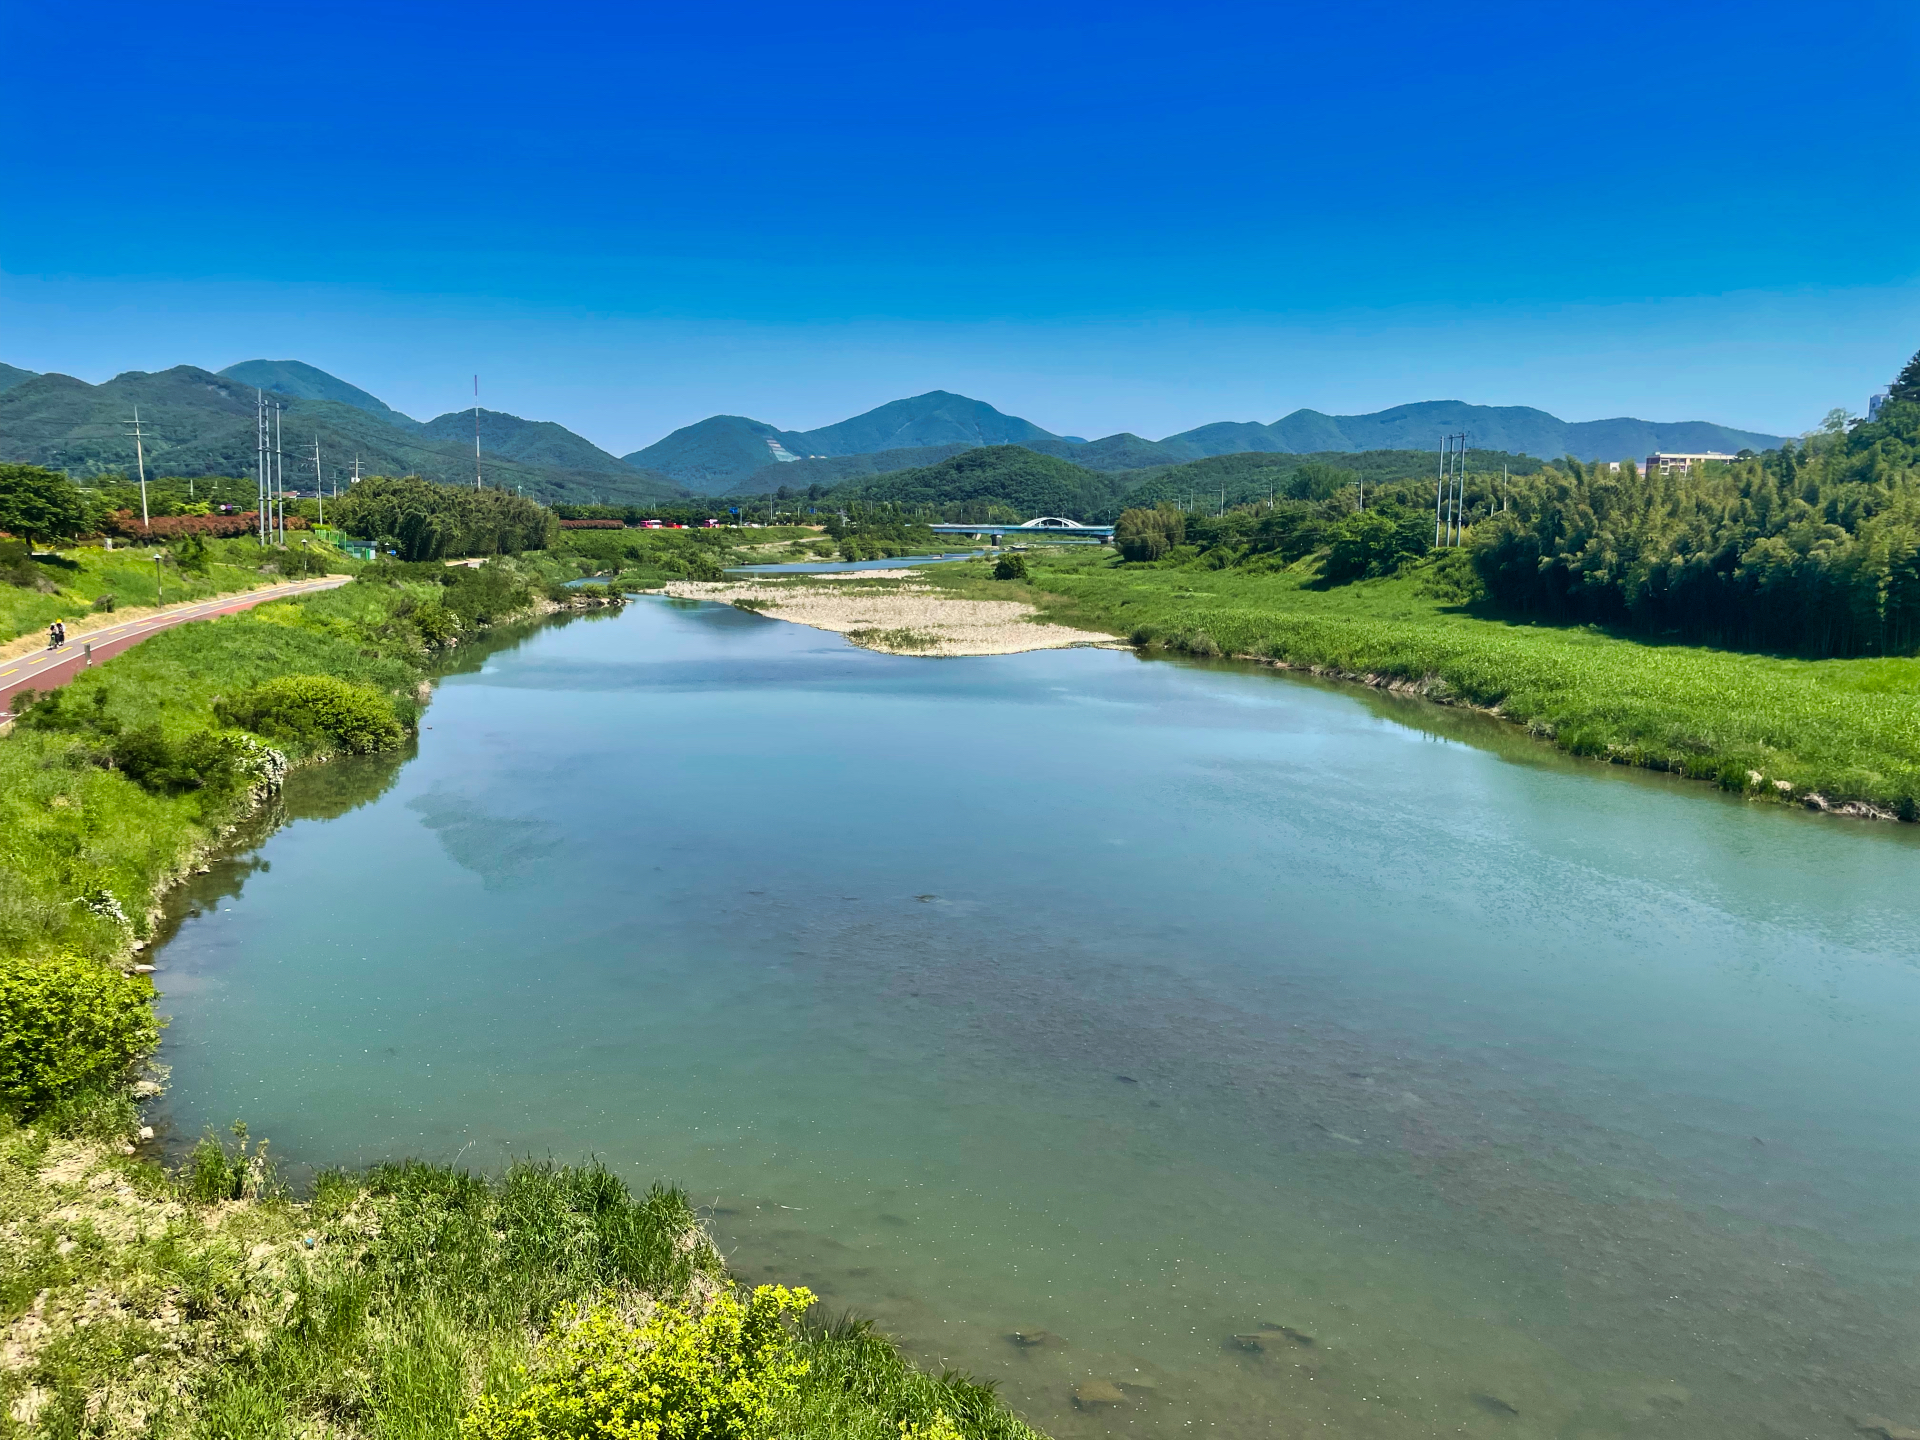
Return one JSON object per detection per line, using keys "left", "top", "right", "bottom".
{"left": 0, "top": 575, "right": 350, "bottom": 721}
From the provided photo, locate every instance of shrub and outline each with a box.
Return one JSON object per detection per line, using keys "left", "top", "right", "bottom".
{"left": 113, "top": 726, "right": 286, "bottom": 795}
{"left": 184, "top": 1122, "right": 277, "bottom": 1202}
{"left": 414, "top": 602, "right": 460, "bottom": 647}
{"left": 1114, "top": 504, "right": 1184, "bottom": 562}
{"left": 0, "top": 950, "right": 162, "bottom": 1117}
{"left": 217, "top": 674, "right": 407, "bottom": 755}
{"left": 463, "top": 1285, "right": 814, "bottom": 1440}
{"left": 993, "top": 553, "right": 1029, "bottom": 580}
{"left": 1321, "top": 509, "right": 1429, "bottom": 584}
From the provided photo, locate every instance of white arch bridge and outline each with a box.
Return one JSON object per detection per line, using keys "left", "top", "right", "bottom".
{"left": 927, "top": 517, "right": 1114, "bottom": 540}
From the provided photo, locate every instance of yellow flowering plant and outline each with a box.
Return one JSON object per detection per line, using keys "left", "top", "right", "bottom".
{"left": 463, "top": 1284, "right": 814, "bottom": 1440}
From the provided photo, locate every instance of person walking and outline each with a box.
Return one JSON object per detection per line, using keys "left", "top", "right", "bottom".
{"left": 47, "top": 619, "right": 65, "bottom": 650}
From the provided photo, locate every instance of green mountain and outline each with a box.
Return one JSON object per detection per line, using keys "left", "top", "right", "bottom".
{"left": 628, "top": 391, "right": 1094, "bottom": 492}
{"left": 720, "top": 444, "right": 974, "bottom": 496}
{"left": 1161, "top": 402, "right": 1785, "bottom": 463}
{"left": 796, "top": 390, "right": 1062, "bottom": 455}
{"left": 218, "top": 359, "right": 423, "bottom": 431}
{"left": 621, "top": 415, "right": 802, "bottom": 491}
{"left": 0, "top": 363, "right": 37, "bottom": 395}
{"left": 0, "top": 365, "right": 680, "bottom": 505}
{"left": 416, "top": 409, "right": 640, "bottom": 476}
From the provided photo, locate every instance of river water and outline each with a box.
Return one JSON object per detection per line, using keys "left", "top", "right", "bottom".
{"left": 153, "top": 596, "right": 1920, "bottom": 1440}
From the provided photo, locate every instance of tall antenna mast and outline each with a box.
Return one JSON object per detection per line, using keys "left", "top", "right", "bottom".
{"left": 129, "top": 406, "right": 150, "bottom": 527}
{"left": 474, "top": 375, "right": 482, "bottom": 490}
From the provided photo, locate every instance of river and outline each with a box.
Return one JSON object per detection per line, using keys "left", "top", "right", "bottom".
{"left": 153, "top": 595, "right": 1920, "bottom": 1440}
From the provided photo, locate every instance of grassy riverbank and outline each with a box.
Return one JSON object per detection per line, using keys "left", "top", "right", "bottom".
{"left": 0, "top": 1129, "right": 1035, "bottom": 1440}
{"left": 0, "top": 537, "right": 351, "bottom": 652}
{"left": 930, "top": 545, "right": 1920, "bottom": 813}
{"left": 0, "top": 563, "right": 1046, "bottom": 1440}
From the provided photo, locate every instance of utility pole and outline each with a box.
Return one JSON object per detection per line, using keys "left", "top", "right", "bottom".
{"left": 474, "top": 376, "right": 482, "bottom": 490}
{"left": 129, "top": 407, "right": 150, "bottom": 527}
{"left": 257, "top": 390, "right": 269, "bottom": 545}
{"left": 314, "top": 435, "right": 324, "bottom": 526}
{"left": 274, "top": 402, "right": 286, "bottom": 545}
{"left": 1437, "top": 433, "right": 1468, "bottom": 547}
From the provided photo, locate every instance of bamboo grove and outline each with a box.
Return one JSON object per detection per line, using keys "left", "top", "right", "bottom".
{"left": 1473, "top": 399, "right": 1920, "bottom": 657}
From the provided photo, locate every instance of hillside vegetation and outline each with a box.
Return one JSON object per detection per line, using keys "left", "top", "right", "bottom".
{"left": 825, "top": 446, "right": 1126, "bottom": 521}
{"left": 0, "top": 366, "right": 679, "bottom": 506}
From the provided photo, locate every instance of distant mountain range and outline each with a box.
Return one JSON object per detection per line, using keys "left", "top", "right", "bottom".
{"left": 0, "top": 362, "right": 679, "bottom": 505}
{"left": 0, "top": 358, "right": 1791, "bottom": 502}
{"left": 633, "top": 390, "right": 1790, "bottom": 493}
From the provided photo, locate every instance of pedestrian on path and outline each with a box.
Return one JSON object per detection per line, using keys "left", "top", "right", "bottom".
{"left": 47, "top": 619, "right": 65, "bottom": 650}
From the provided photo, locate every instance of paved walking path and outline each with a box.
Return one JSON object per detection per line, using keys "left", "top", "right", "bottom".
{"left": 0, "top": 575, "right": 351, "bottom": 721}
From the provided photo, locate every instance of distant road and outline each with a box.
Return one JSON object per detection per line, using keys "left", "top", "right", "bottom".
{"left": 0, "top": 575, "right": 351, "bottom": 721}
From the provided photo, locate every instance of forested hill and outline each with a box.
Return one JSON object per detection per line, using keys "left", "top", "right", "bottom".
{"left": 0, "top": 364, "right": 681, "bottom": 506}
{"left": 218, "top": 359, "right": 423, "bottom": 431}
{"left": 798, "top": 445, "right": 1542, "bottom": 522}
{"left": 825, "top": 447, "right": 1130, "bottom": 521}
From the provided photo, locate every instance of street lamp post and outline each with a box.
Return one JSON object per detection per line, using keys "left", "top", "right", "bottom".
{"left": 154, "top": 553, "right": 164, "bottom": 606}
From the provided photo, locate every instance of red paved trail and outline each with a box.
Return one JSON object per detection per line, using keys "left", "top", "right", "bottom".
{"left": 0, "top": 575, "right": 350, "bottom": 721}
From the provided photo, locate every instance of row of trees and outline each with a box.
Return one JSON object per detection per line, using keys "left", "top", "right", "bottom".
{"left": 324, "top": 475, "right": 555, "bottom": 561}
{"left": 1116, "top": 474, "right": 1439, "bottom": 579}
{"left": 1472, "top": 396, "right": 1920, "bottom": 656}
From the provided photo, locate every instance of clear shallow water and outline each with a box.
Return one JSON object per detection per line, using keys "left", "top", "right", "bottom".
{"left": 154, "top": 598, "right": 1920, "bottom": 1440}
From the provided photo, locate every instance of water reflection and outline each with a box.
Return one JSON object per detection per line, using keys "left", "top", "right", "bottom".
{"left": 151, "top": 597, "right": 1920, "bottom": 1440}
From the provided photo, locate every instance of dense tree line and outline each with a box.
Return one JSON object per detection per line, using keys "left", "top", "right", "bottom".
{"left": 331, "top": 474, "right": 555, "bottom": 560}
{"left": 1472, "top": 393, "right": 1920, "bottom": 656}
{"left": 1116, "top": 464, "right": 1438, "bottom": 579}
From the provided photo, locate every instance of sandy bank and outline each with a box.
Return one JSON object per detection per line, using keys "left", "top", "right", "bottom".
{"left": 662, "top": 576, "right": 1119, "bottom": 656}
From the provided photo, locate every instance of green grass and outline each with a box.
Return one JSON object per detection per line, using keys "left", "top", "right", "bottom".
{"left": 0, "top": 1127, "right": 1044, "bottom": 1440}
{"left": 929, "top": 546, "right": 1920, "bottom": 810}
{"left": 0, "top": 536, "right": 350, "bottom": 646}
{"left": 0, "top": 567, "right": 504, "bottom": 963}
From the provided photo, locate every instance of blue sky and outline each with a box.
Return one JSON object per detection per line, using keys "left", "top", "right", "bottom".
{"left": 3, "top": 0, "right": 1915, "bottom": 451}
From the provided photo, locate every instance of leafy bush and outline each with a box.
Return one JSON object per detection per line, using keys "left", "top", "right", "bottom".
{"left": 463, "top": 1285, "right": 814, "bottom": 1440}
{"left": 1114, "top": 504, "right": 1185, "bottom": 562}
{"left": 169, "top": 530, "right": 212, "bottom": 575}
{"left": 1321, "top": 509, "right": 1430, "bottom": 584}
{"left": 217, "top": 673, "right": 406, "bottom": 755}
{"left": 992, "top": 553, "right": 1028, "bottom": 580}
{"left": 1, "top": 537, "right": 54, "bottom": 589}
{"left": 115, "top": 726, "right": 286, "bottom": 794}
{"left": 0, "top": 950, "right": 162, "bottom": 1117}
